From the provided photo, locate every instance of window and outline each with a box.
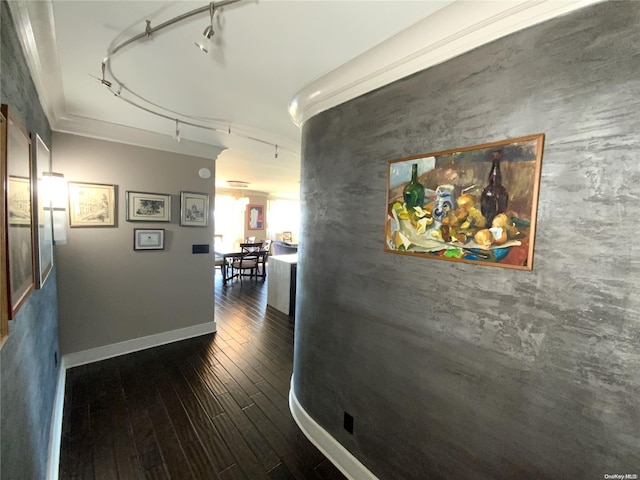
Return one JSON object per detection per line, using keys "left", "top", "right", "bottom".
{"left": 214, "top": 194, "right": 248, "bottom": 252}
{"left": 267, "top": 197, "right": 300, "bottom": 242}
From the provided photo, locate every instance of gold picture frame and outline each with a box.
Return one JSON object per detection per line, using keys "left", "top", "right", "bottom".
{"left": 385, "top": 134, "right": 544, "bottom": 270}
{"left": 2, "top": 104, "right": 35, "bottom": 319}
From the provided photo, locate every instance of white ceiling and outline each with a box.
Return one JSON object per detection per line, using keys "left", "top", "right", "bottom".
{"left": 12, "top": 0, "right": 601, "bottom": 198}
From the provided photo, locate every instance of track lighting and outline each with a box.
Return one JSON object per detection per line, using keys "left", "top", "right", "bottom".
{"left": 195, "top": 3, "right": 215, "bottom": 53}
{"left": 100, "top": 59, "right": 112, "bottom": 87}
{"left": 174, "top": 119, "right": 181, "bottom": 143}
{"left": 95, "top": 0, "right": 299, "bottom": 159}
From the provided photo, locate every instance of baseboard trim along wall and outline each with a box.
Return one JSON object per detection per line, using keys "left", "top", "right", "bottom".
{"left": 289, "top": 379, "right": 379, "bottom": 480}
{"left": 46, "top": 321, "right": 216, "bottom": 479}
{"left": 63, "top": 321, "right": 216, "bottom": 368}
{"left": 46, "top": 356, "right": 67, "bottom": 480}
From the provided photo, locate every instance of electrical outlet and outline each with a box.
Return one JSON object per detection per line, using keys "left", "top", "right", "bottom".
{"left": 344, "top": 412, "right": 354, "bottom": 434}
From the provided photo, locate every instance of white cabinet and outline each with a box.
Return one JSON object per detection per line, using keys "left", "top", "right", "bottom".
{"left": 267, "top": 254, "right": 297, "bottom": 316}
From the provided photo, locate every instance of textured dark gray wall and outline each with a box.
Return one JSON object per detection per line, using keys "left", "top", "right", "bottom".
{"left": 1, "top": 2, "right": 60, "bottom": 479}
{"left": 295, "top": 2, "right": 640, "bottom": 479}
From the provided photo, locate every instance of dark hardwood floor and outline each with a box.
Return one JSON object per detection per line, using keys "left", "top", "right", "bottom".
{"left": 59, "top": 272, "right": 346, "bottom": 480}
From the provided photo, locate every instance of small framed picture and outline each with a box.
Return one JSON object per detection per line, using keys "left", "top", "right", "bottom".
{"left": 134, "top": 228, "right": 165, "bottom": 250}
{"left": 282, "top": 231, "right": 293, "bottom": 243}
{"left": 247, "top": 204, "right": 264, "bottom": 230}
{"left": 126, "top": 191, "right": 171, "bottom": 222}
{"left": 68, "top": 181, "right": 116, "bottom": 227}
{"left": 180, "top": 191, "right": 209, "bottom": 227}
{"left": 7, "top": 176, "right": 31, "bottom": 226}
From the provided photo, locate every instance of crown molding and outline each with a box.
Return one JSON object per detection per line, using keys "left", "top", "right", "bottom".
{"left": 55, "top": 114, "right": 227, "bottom": 160}
{"left": 288, "top": 0, "right": 604, "bottom": 127}
{"left": 8, "top": 0, "right": 66, "bottom": 127}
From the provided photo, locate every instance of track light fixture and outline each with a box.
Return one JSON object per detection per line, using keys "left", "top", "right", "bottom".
{"left": 195, "top": 3, "right": 215, "bottom": 53}
{"left": 95, "top": 0, "right": 299, "bottom": 159}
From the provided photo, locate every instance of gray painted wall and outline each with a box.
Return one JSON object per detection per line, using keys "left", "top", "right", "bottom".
{"left": 53, "top": 133, "right": 215, "bottom": 354}
{"left": 1, "top": 2, "right": 60, "bottom": 479}
{"left": 295, "top": 2, "right": 640, "bottom": 479}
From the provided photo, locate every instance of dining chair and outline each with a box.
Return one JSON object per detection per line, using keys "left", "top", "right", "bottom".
{"left": 231, "top": 250, "right": 260, "bottom": 283}
{"left": 252, "top": 240, "right": 271, "bottom": 278}
{"left": 240, "top": 242, "right": 263, "bottom": 254}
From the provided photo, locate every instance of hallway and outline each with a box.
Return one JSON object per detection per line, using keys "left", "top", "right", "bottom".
{"left": 58, "top": 275, "right": 345, "bottom": 479}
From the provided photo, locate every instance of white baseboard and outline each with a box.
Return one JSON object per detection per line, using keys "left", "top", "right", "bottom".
{"left": 63, "top": 321, "right": 216, "bottom": 368}
{"left": 46, "top": 356, "right": 67, "bottom": 480}
{"left": 289, "top": 378, "right": 378, "bottom": 480}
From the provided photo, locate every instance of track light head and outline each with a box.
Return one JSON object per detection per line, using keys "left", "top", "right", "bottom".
{"left": 195, "top": 25, "right": 214, "bottom": 53}
{"left": 195, "top": 2, "right": 215, "bottom": 53}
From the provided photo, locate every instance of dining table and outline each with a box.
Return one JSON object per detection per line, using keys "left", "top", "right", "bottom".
{"left": 216, "top": 249, "right": 269, "bottom": 285}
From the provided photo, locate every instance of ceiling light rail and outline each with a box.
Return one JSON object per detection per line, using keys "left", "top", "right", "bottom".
{"left": 109, "top": 0, "right": 238, "bottom": 56}
{"left": 97, "top": 0, "right": 299, "bottom": 157}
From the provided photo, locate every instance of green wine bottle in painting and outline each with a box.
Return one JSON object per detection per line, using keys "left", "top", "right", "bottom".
{"left": 403, "top": 163, "right": 425, "bottom": 212}
{"left": 480, "top": 150, "right": 509, "bottom": 226}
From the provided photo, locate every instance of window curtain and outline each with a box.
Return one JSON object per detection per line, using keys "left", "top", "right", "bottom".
{"left": 214, "top": 194, "right": 248, "bottom": 252}
{"left": 266, "top": 197, "right": 300, "bottom": 242}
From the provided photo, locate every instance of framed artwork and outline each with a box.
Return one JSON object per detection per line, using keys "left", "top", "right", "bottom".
{"left": 68, "top": 181, "right": 117, "bottom": 227}
{"left": 247, "top": 204, "right": 264, "bottom": 230}
{"left": 7, "top": 176, "right": 31, "bottom": 225}
{"left": 180, "top": 191, "right": 209, "bottom": 227}
{"left": 134, "top": 228, "right": 165, "bottom": 250}
{"left": 2, "top": 104, "right": 35, "bottom": 319}
{"left": 0, "top": 111, "right": 8, "bottom": 341}
{"left": 126, "top": 191, "right": 171, "bottom": 222}
{"left": 33, "top": 134, "right": 53, "bottom": 288}
{"left": 282, "top": 231, "right": 292, "bottom": 243}
{"left": 385, "top": 134, "right": 544, "bottom": 271}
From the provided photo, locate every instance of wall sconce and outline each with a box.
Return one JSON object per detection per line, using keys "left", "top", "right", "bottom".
{"left": 43, "top": 172, "right": 68, "bottom": 245}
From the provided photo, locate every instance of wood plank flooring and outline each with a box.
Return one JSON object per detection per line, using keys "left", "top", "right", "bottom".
{"left": 59, "top": 273, "right": 346, "bottom": 480}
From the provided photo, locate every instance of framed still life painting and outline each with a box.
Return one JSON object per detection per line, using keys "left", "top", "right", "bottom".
{"left": 385, "top": 134, "right": 544, "bottom": 270}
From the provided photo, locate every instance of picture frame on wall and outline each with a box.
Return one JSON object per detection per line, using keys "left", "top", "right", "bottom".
{"left": 385, "top": 134, "right": 544, "bottom": 271}
{"left": 32, "top": 134, "right": 54, "bottom": 288}
{"left": 1, "top": 111, "right": 9, "bottom": 341}
{"left": 7, "top": 176, "right": 31, "bottom": 225}
{"left": 133, "top": 228, "right": 165, "bottom": 250}
{"left": 247, "top": 204, "right": 264, "bottom": 230}
{"left": 68, "top": 181, "right": 117, "bottom": 227}
{"left": 180, "top": 191, "right": 209, "bottom": 227}
{"left": 2, "top": 104, "right": 35, "bottom": 319}
{"left": 126, "top": 191, "right": 171, "bottom": 222}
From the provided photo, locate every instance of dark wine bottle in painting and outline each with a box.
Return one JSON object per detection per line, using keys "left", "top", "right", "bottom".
{"left": 403, "top": 163, "right": 425, "bottom": 212}
{"left": 480, "top": 150, "right": 509, "bottom": 226}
